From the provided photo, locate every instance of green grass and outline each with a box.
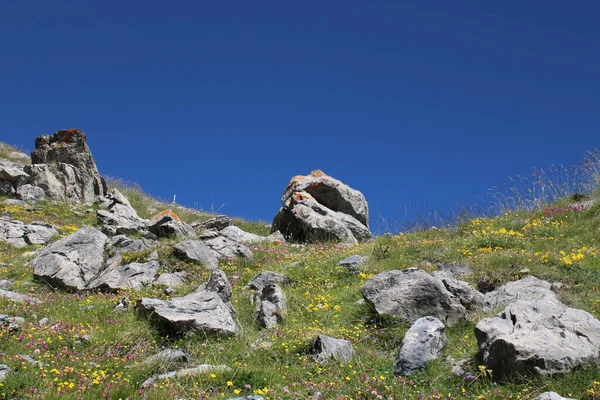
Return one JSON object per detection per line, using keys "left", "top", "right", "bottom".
{"left": 2, "top": 182, "right": 600, "bottom": 398}
{"left": 0, "top": 143, "right": 30, "bottom": 165}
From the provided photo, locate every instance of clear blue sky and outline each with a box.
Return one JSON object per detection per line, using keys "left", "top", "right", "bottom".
{"left": 1, "top": 1, "right": 599, "bottom": 230}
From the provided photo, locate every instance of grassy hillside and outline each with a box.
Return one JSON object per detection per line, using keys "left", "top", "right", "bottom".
{"left": 1, "top": 151, "right": 600, "bottom": 399}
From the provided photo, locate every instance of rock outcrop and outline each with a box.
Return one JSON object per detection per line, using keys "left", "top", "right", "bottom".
{"left": 475, "top": 297, "right": 600, "bottom": 377}
{"left": 312, "top": 334, "right": 354, "bottom": 364}
{"left": 393, "top": 316, "right": 448, "bottom": 375}
{"left": 88, "top": 261, "right": 159, "bottom": 291}
{"left": 136, "top": 270, "right": 238, "bottom": 336}
{"left": 173, "top": 240, "right": 219, "bottom": 269}
{"left": 361, "top": 269, "right": 481, "bottom": 326}
{"left": 25, "top": 129, "right": 106, "bottom": 203}
{"left": 97, "top": 189, "right": 146, "bottom": 236}
{"left": 271, "top": 170, "right": 371, "bottom": 243}
{"left": 0, "top": 217, "right": 57, "bottom": 247}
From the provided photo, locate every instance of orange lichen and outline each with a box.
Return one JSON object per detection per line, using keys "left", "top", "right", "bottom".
{"left": 286, "top": 175, "right": 306, "bottom": 190}
{"left": 309, "top": 169, "right": 326, "bottom": 178}
{"left": 152, "top": 209, "right": 181, "bottom": 222}
{"left": 56, "top": 129, "right": 83, "bottom": 145}
{"left": 293, "top": 191, "right": 313, "bottom": 202}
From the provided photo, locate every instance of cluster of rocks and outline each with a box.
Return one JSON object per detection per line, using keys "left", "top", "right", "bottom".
{"left": 0, "top": 129, "right": 107, "bottom": 204}
{"left": 271, "top": 170, "right": 371, "bottom": 244}
{"left": 361, "top": 266, "right": 600, "bottom": 384}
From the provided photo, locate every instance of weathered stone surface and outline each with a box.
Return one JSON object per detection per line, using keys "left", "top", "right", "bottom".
{"left": 88, "top": 261, "right": 159, "bottom": 291}
{"left": 483, "top": 276, "right": 557, "bottom": 310}
{"left": 0, "top": 364, "right": 12, "bottom": 382}
{"left": 271, "top": 171, "right": 371, "bottom": 244}
{"left": 136, "top": 270, "right": 237, "bottom": 336}
{"left": 173, "top": 240, "right": 219, "bottom": 269}
{"left": 4, "top": 199, "right": 28, "bottom": 206}
{"left": 107, "top": 234, "right": 154, "bottom": 253}
{"left": 0, "top": 217, "right": 57, "bottom": 247}
{"left": 281, "top": 169, "right": 369, "bottom": 226}
{"left": 27, "top": 129, "right": 106, "bottom": 203}
{"left": 393, "top": 316, "right": 448, "bottom": 375}
{"left": 245, "top": 271, "right": 289, "bottom": 291}
{"left": 255, "top": 283, "right": 286, "bottom": 329}
{"left": 220, "top": 225, "right": 266, "bottom": 244}
{"left": 0, "top": 159, "right": 29, "bottom": 187}
{"left": 97, "top": 189, "right": 146, "bottom": 236}
{"left": 203, "top": 235, "right": 253, "bottom": 260}
{"left": 32, "top": 226, "right": 108, "bottom": 290}
{"left": 227, "top": 397, "right": 265, "bottom": 400}
{"left": 431, "top": 270, "right": 484, "bottom": 311}
{"left": 0, "top": 280, "right": 13, "bottom": 290}
{"left": 141, "top": 364, "right": 231, "bottom": 388}
{"left": 143, "top": 348, "right": 190, "bottom": 365}
{"left": 339, "top": 255, "right": 366, "bottom": 274}
{"left": 0, "top": 180, "right": 15, "bottom": 196}
{"left": 437, "top": 263, "right": 473, "bottom": 277}
{"left": 0, "top": 315, "right": 26, "bottom": 331}
{"left": 475, "top": 299, "right": 600, "bottom": 377}
{"left": 16, "top": 184, "right": 45, "bottom": 202}
{"left": 533, "top": 393, "right": 574, "bottom": 400}
{"left": 0, "top": 289, "right": 41, "bottom": 304}
{"left": 148, "top": 211, "right": 196, "bottom": 239}
{"left": 312, "top": 334, "right": 354, "bottom": 364}
{"left": 192, "top": 215, "right": 232, "bottom": 232}
{"left": 154, "top": 272, "right": 186, "bottom": 288}
{"left": 361, "top": 269, "right": 479, "bottom": 326}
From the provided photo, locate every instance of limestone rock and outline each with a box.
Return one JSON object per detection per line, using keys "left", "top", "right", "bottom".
{"left": 88, "top": 261, "right": 159, "bottom": 291}
{"left": 0, "top": 180, "right": 15, "bottom": 196}
{"left": 475, "top": 299, "right": 600, "bottom": 376}
{"left": 339, "top": 255, "right": 367, "bottom": 274}
{"left": 255, "top": 283, "right": 286, "bottom": 329}
{"left": 143, "top": 348, "right": 190, "bottom": 365}
{"left": 271, "top": 170, "right": 371, "bottom": 243}
{"left": 173, "top": 240, "right": 219, "bottom": 269}
{"left": 32, "top": 226, "right": 108, "bottom": 290}
{"left": 437, "top": 263, "right": 473, "bottom": 277}
{"left": 0, "top": 159, "right": 29, "bottom": 188}
{"left": 97, "top": 189, "right": 147, "bottom": 236}
{"left": 220, "top": 225, "right": 266, "bottom": 244}
{"left": 483, "top": 276, "right": 557, "bottom": 310}
{"left": 148, "top": 210, "right": 196, "bottom": 239}
{"left": 192, "top": 215, "right": 232, "bottom": 232}
{"left": 0, "top": 364, "right": 12, "bottom": 382}
{"left": 141, "top": 364, "right": 231, "bottom": 388}
{"left": 245, "top": 271, "right": 289, "bottom": 291}
{"left": 533, "top": 393, "right": 574, "bottom": 400}
{"left": 154, "top": 272, "right": 186, "bottom": 288}
{"left": 312, "top": 334, "right": 354, "bottom": 364}
{"left": 0, "top": 217, "right": 57, "bottom": 247}
{"left": 0, "top": 289, "right": 41, "bottom": 304}
{"left": 361, "top": 269, "right": 479, "bottom": 326}
{"left": 27, "top": 129, "right": 106, "bottom": 203}
{"left": 16, "top": 184, "right": 45, "bottom": 202}
{"left": 393, "top": 316, "right": 448, "bottom": 375}
{"left": 136, "top": 270, "right": 237, "bottom": 336}
{"left": 202, "top": 235, "right": 253, "bottom": 260}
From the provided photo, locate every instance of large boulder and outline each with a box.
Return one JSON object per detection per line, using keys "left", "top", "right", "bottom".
{"left": 360, "top": 269, "right": 481, "bottom": 326}
{"left": 31, "top": 226, "right": 108, "bottom": 290}
{"left": 271, "top": 170, "right": 371, "bottom": 243}
{"left": 0, "top": 218, "right": 57, "bottom": 247}
{"left": 173, "top": 240, "right": 219, "bottom": 269}
{"left": 202, "top": 235, "right": 253, "bottom": 260}
{"left": 26, "top": 129, "right": 106, "bottom": 203}
{"left": 148, "top": 210, "right": 196, "bottom": 239}
{"left": 393, "top": 316, "right": 448, "bottom": 375}
{"left": 483, "top": 276, "right": 557, "bottom": 310}
{"left": 16, "top": 184, "right": 45, "bottom": 202}
{"left": 88, "top": 261, "right": 159, "bottom": 291}
{"left": 136, "top": 270, "right": 237, "bottom": 336}
{"left": 0, "top": 160, "right": 29, "bottom": 188}
{"left": 475, "top": 298, "right": 600, "bottom": 377}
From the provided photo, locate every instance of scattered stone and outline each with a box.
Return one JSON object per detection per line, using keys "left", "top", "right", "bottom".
{"left": 533, "top": 393, "right": 574, "bottom": 400}
{"left": 245, "top": 271, "right": 290, "bottom": 291}
{"left": 393, "top": 316, "right": 448, "bottom": 376}
{"left": 141, "top": 364, "right": 231, "bottom": 388}
{"left": 97, "top": 189, "right": 147, "bottom": 236}
{"left": 173, "top": 240, "right": 219, "bottom": 269}
{"left": 203, "top": 236, "right": 253, "bottom": 260}
{"left": 143, "top": 348, "right": 190, "bottom": 365}
{"left": 136, "top": 270, "right": 237, "bottom": 336}
{"left": 88, "top": 261, "right": 159, "bottom": 291}
{"left": 32, "top": 226, "right": 108, "bottom": 290}
{"left": 431, "top": 270, "right": 484, "bottom": 311}
{"left": 0, "top": 315, "right": 26, "bottom": 331}
{"left": 475, "top": 298, "right": 600, "bottom": 376}
{"left": 0, "top": 280, "right": 14, "bottom": 290}
{"left": 271, "top": 170, "right": 371, "bottom": 243}
{"left": 38, "top": 318, "right": 49, "bottom": 326}
{"left": 16, "top": 184, "right": 45, "bottom": 202}
{"left": 0, "top": 289, "right": 41, "bottom": 304}
{"left": 312, "top": 334, "right": 354, "bottom": 364}
{"left": 155, "top": 272, "right": 186, "bottom": 288}
{"left": 483, "top": 276, "right": 557, "bottom": 310}
{"left": 113, "top": 298, "right": 130, "bottom": 313}
{"left": 551, "top": 282, "right": 564, "bottom": 292}
{"left": 4, "top": 199, "right": 28, "bottom": 206}
{"left": 0, "top": 218, "right": 58, "bottom": 247}
{"left": 255, "top": 284, "right": 286, "bottom": 329}
{"left": 0, "top": 364, "right": 12, "bottom": 382}
{"left": 361, "top": 269, "right": 480, "bottom": 326}
{"left": 26, "top": 129, "right": 107, "bottom": 204}
{"left": 0, "top": 159, "right": 29, "bottom": 187}
{"left": 338, "top": 255, "right": 366, "bottom": 274}
{"left": 448, "top": 356, "right": 471, "bottom": 376}
{"left": 437, "top": 263, "right": 473, "bottom": 277}
{"left": 192, "top": 215, "right": 232, "bottom": 232}
{"left": 148, "top": 210, "right": 196, "bottom": 239}
{"left": 220, "top": 225, "right": 266, "bottom": 244}
{"left": 228, "top": 396, "right": 265, "bottom": 400}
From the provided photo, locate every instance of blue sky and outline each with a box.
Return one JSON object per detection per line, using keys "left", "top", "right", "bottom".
{"left": 1, "top": 1, "right": 599, "bottom": 230}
